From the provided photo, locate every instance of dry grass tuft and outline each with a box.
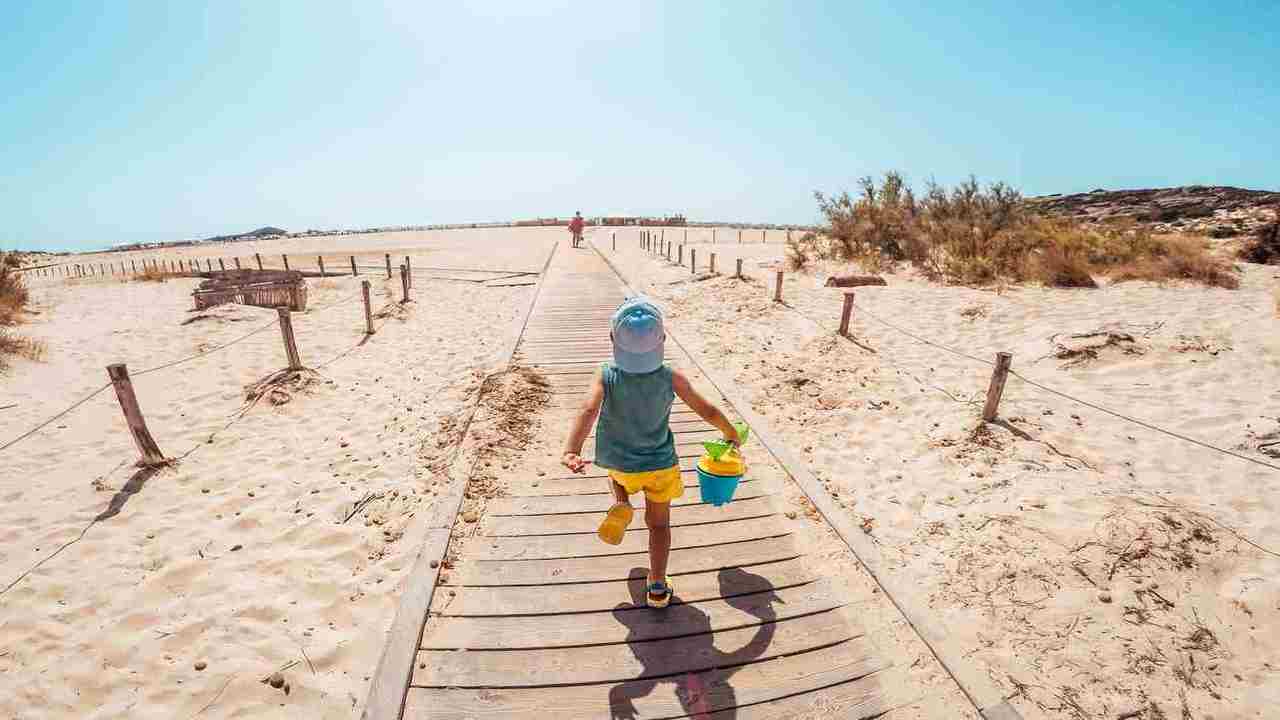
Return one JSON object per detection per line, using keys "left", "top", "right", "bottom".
{"left": 0, "top": 328, "right": 47, "bottom": 368}
{"left": 805, "top": 175, "right": 1240, "bottom": 288}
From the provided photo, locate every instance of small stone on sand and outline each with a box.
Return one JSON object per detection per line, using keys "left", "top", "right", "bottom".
{"left": 230, "top": 544, "right": 243, "bottom": 552}
{"left": 785, "top": 510, "right": 798, "bottom": 519}
{"left": 269, "top": 672, "right": 285, "bottom": 688}
{"left": 1098, "top": 592, "right": 1112, "bottom": 603}
{"left": 194, "top": 660, "right": 207, "bottom": 671}
{"left": 462, "top": 511, "right": 479, "bottom": 523}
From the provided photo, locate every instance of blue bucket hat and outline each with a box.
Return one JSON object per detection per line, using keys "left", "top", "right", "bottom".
{"left": 611, "top": 296, "right": 665, "bottom": 374}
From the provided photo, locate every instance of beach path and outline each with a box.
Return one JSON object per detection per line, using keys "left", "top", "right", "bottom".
{"left": 367, "top": 241, "right": 895, "bottom": 719}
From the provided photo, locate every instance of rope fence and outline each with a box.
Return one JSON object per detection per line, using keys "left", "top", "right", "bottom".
{"left": 620, "top": 232, "right": 1280, "bottom": 475}
{"left": 0, "top": 273, "right": 423, "bottom": 459}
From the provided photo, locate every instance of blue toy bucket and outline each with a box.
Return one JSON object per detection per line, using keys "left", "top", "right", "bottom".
{"left": 697, "top": 468, "right": 742, "bottom": 506}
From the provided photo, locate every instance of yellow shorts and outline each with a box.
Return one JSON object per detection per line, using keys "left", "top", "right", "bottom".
{"left": 608, "top": 465, "right": 683, "bottom": 504}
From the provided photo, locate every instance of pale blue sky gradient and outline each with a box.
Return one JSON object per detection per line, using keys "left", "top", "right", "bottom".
{"left": 3, "top": 2, "right": 1277, "bottom": 251}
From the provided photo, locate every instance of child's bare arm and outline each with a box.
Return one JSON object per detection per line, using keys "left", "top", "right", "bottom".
{"left": 561, "top": 369, "right": 605, "bottom": 473}
{"left": 671, "top": 369, "right": 738, "bottom": 443}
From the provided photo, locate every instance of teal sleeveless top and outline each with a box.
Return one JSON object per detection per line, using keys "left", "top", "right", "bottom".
{"left": 594, "top": 362, "right": 677, "bottom": 473}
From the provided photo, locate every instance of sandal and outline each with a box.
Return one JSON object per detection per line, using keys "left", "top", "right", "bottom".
{"left": 646, "top": 578, "right": 674, "bottom": 609}
{"left": 597, "top": 503, "right": 634, "bottom": 545}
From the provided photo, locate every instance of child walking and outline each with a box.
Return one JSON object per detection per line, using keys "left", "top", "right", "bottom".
{"left": 561, "top": 297, "right": 741, "bottom": 608}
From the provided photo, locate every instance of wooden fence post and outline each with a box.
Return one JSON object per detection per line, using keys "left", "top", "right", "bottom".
{"left": 684, "top": 228, "right": 688, "bottom": 244}
{"left": 255, "top": 253, "right": 263, "bottom": 270}
{"left": 404, "top": 256, "right": 412, "bottom": 288}
{"left": 131, "top": 260, "right": 137, "bottom": 274}
{"left": 318, "top": 256, "right": 325, "bottom": 276}
{"left": 839, "top": 291, "right": 855, "bottom": 336}
{"left": 762, "top": 229, "right": 767, "bottom": 243}
{"left": 99, "top": 263, "right": 104, "bottom": 275}
{"left": 736, "top": 258, "right": 743, "bottom": 278}
{"left": 738, "top": 229, "right": 742, "bottom": 244}
{"left": 710, "top": 253, "right": 717, "bottom": 274}
{"left": 276, "top": 307, "right": 302, "bottom": 371}
{"left": 350, "top": 256, "right": 358, "bottom": 276}
{"left": 666, "top": 243, "right": 672, "bottom": 262}
{"left": 678, "top": 245, "right": 684, "bottom": 266}
{"left": 713, "top": 228, "right": 717, "bottom": 243}
{"left": 218, "top": 258, "right": 226, "bottom": 271}
{"left": 234, "top": 257, "right": 242, "bottom": 270}
{"left": 691, "top": 249, "right": 697, "bottom": 274}
{"left": 205, "top": 258, "right": 212, "bottom": 271}
{"left": 106, "top": 363, "right": 166, "bottom": 465}
{"left": 282, "top": 254, "right": 290, "bottom": 271}
{"left": 982, "top": 353, "right": 1013, "bottom": 422}
{"left": 362, "top": 280, "right": 374, "bottom": 335}
{"left": 399, "top": 265, "right": 410, "bottom": 303}
{"left": 612, "top": 232, "right": 616, "bottom": 251}
{"left": 774, "top": 271, "right": 784, "bottom": 302}
{"left": 385, "top": 253, "right": 392, "bottom": 278}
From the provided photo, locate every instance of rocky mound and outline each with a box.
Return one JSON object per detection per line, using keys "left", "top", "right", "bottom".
{"left": 1029, "top": 186, "right": 1280, "bottom": 238}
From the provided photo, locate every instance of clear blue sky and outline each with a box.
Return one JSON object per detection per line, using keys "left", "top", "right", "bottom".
{"left": 3, "top": 2, "right": 1277, "bottom": 251}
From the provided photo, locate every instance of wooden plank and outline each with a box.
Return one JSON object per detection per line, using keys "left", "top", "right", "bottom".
{"left": 422, "top": 581, "right": 841, "bottom": 649}
{"left": 432, "top": 556, "right": 812, "bottom": 616}
{"left": 506, "top": 468, "right": 707, "bottom": 497}
{"left": 483, "top": 495, "right": 776, "bottom": 537}
{"left": 470, "top": 516, "right": 790, "bottom": 561}
{"left": 404, "top": 643, "right": 887, "bottom": 719}
{"left": 448, "top": 534, "right": 798, "bottom": 585}
{"left": 413, "top": 607, "right": 859, "bottom": 687}
{"left": 488, "top": 485, "right": 770, "bottom": 515}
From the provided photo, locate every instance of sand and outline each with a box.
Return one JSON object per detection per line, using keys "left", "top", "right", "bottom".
{"left": 0, "top": 229, "right": 556, "bottom": 718}
{"left": 606, "top": 230, "right": 1280, "bottom": 719}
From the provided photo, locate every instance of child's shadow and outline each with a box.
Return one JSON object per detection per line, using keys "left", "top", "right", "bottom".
{"left": 607, "top": 567, "right": 780, "bottom": 719}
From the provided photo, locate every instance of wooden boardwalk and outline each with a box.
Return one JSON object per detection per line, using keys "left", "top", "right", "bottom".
{"left": 397, "top": 247, "right": 891, "bottom": 719}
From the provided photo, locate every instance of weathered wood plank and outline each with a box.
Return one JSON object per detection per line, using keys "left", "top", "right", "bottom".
{"left": 413, "top": 607, "right": 860, "bottom": 687}
{"left": 431, "top": 556, "right": 812, "bottom": 616}
{"left": 488, "top": 485, "right": 770, "bottom": 515}
{"left": 449, "top": 534, "right": 798, "bottom": 586}
{"left": 470, "top": 516, "right": 791, "bottom": 560}
{"left": 404, "top": 644, "right": 887, "bottom": 719}
{"left": 483, "top": 495, "right": 776, "bottom": 536}
{"left": 422, "top": 581, "right": 841, "bottom": 650}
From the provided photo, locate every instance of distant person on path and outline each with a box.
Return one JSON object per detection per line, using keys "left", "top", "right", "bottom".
{"left": 561, "top": 297, "right": 741, "bottom": 608}
{"left": 568, "top": 211, "right": 585, "bottom": 247}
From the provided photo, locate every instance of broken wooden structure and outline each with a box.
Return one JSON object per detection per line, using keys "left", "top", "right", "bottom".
{"left": 191, "top": 269, "right": 308, "bottom": 311}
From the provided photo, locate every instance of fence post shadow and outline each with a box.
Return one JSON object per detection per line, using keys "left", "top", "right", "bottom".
{"left": 95, "top": 463, "right": 165, "bottom": 522}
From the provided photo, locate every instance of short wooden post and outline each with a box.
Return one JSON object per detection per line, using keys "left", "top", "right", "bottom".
{"left": 684, "top": 229, "right": 688, "bottom": 244}
{"left": 982, "top": 353, "right": 1013, "bottom": 422}
{"left": 678, "top": 245, "right": 684, "bottom": 265}
{"left": 691, "top": 249, "right": 697, "bottom": 274}
{"left": 234, "top": 257, "right": 242, "bottom": 270}
{"left": 106, "top": 363, "right": 166, "bottom": 466}
{"left": 773, "top": 271, "right": 784, "bottom": 302}
{"left": 206, "top": 258, "right": 212, "bottom": 271}
{"left": 131, "top": 260, "right": 137, "bottom": 274}
{"left": 399, "top": 264, "right": 410, "bottom": 303}
{"left": 839, "top": 291, "right": 855, "bottom": 336}
{"left": 762, "top": 229, "right": 767, "bottom": 243}
{"left": 276, "top": 307, "right": 302, "bottom": 371}
{"left": 255, "top": 253, "right": 263, "bottom": 270}
{"left": 738, "top": 229, "right": 743, "bottom": 244}
{"left": 666, "top": 243, "right": 671, "bottom": 262}
{"left": 361, "top": 280, "right": 374, "bottom": 335}
{"left": 350, "top": 256, "right": 358, "bottom": 276}
{"left": 404, "top": 256, "right": 412, "bottom": 288}
{"left": 612, "top": 232, "right": 616, "bottom": 251}
{"left": 282, "top": 254, "right": 290, "bottom": 270}
{"left": 99, "top": 263, "right": 104, "bottom": 275}
{"left": 713, "top": 228, "right": 717, "bottom": 243}
{"left": 218, "top": 258, "right": 226, "bottom": 271}
{"left": 318, "top": 256, "right": 326, "bottom": 276}
{"left": 385, "top": 253, "right": 392, "bottom": 278}
{"left": 710, "top": 253, "right": 717, "bottom": 274}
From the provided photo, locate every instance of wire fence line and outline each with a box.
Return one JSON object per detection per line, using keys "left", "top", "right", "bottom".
{"left": 0, "top": 285, "right": 370, "bottom": 457}
{"left": 628, "top": 241, "right": 1280, "bottom": 476}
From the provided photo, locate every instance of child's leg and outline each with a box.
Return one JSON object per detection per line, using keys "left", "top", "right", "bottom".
{"left": 644, "top": 499, "right": 672, "bottom": 584}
